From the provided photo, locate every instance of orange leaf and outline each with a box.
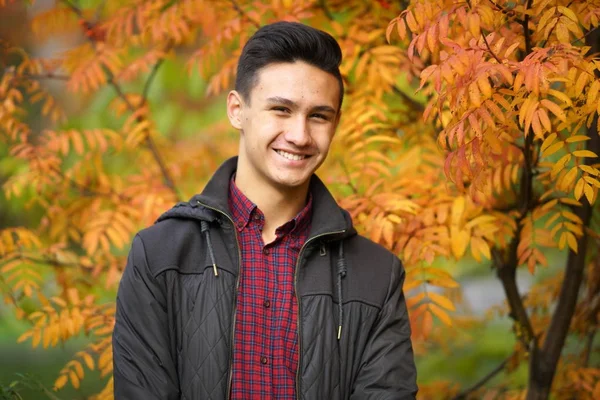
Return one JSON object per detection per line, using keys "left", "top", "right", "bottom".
{"left": 428, "top": 292, "right": 456, "bottom": 311}
{"left": 429, "top": 303, "right": 452, "bottom": 326}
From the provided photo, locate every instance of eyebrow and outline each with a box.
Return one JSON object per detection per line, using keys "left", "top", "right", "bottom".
{"left": 266, "top": 96, "right": 337, "bottom": 114}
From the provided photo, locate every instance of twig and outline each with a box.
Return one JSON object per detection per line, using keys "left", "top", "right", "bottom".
{"left": 392, "top": 85, "right": 425, "bottom": 112}
{"left": 582, "top": 329, "right": 597, "bottom": 367}
{"left": 481, "top": 33, "right": 503, "bottom": 64}
{"left": 339, "top": 159, "right": 358, "bottom": 195}
{"left": 13, "top": 72, "right": 70, "bottom": 81}
{"left": 571, "top": 25, "right": 600, "bottom": 46}
{"left": 230, "top": 0, "right": 260, "bottom": 29}
{"left": 452, "top": 352, "right": 514, "bottom": 400}
{"left": 488, "top": 0, "right": 525, "bottom": 24}
{"left": 142, "top": 55, "right": 166, "bottom": 104}
{"left": 317, "top": 0, "right": 335, "bottom": 21}
{"left": 2, "top": 253, "right": 83, "bottom": 269}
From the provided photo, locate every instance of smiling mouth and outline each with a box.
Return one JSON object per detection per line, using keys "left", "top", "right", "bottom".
{"left": 275, "top": 149, "right": 309, "bottom": 161}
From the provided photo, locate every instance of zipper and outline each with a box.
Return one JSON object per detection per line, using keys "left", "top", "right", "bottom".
{"left": 294, "top": 229, "right": 346, "bottom": 398}
{"left": 195, "top": 200, "right": 242, "bottom": 400}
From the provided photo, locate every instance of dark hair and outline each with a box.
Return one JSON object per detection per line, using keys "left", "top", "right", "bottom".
{"left": 235, "top": 21, "right": 344, "bottom": 110}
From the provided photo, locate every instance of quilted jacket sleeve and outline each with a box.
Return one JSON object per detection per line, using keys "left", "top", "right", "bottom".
{"left": 350, "top": 256, "right": 418, "bottom": 400}
{"left": 112, "top": 235, "right": 180, "bottom": 400}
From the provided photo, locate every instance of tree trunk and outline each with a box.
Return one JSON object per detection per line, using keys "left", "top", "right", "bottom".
{"left": 526, "top": 27, "right": 600, "bottom": 400}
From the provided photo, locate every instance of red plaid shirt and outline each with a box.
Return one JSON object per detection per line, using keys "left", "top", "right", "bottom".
{"left": 228, "top": 177, "right": 312, "bottom": 400}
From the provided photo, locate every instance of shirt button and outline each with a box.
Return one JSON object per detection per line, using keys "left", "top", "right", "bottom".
{"left": 263, "top": 248, "right": 269, "bottom": 255}
{"left": 236, "top": 221, "right": 244, "bottom": 229}
{"left": 260, "top": 356, "right": 268, "bottom": 365}
{"left": 263, "top": 299, "right": 270, "bottom": 308}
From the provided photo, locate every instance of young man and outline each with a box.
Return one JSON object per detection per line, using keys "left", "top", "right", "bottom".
{"left": 112, "top": 21, "right": 417, "bottom": 399}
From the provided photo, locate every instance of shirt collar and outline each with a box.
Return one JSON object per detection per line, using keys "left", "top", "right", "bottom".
{"left": 228, "top": 174, "right": 313, "bottom": 236}
{"left": 228, "top": 175, "right": 256, "bottom": 231}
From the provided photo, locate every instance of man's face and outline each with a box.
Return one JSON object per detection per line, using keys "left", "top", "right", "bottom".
{"left": 227, "top": 61, "right": 341, "bottom": 193}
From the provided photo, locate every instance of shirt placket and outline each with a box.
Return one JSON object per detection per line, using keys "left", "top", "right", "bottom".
{"left": 256, "top": 214, "right": 275, "bottom": 399}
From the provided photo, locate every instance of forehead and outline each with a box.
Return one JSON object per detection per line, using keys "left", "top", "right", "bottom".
{"left": 250, "top": 61, "right": 340, "bottom": 108}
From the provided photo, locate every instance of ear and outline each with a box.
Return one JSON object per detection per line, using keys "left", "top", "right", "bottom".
{"left": 227, "top": 90, "right": 244, "bottom": 130}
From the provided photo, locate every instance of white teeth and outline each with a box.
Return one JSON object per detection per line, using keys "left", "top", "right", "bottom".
{"left": 276, "top": 150, "right": 306, "bottom": 161}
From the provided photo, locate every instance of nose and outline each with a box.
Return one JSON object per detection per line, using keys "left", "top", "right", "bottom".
{"left": 283, "top": 116, "right": 311, "bottom": 147}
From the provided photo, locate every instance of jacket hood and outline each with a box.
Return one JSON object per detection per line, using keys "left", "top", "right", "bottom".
{"left": 156, "top": 157, "right": 357, "bottom": 241}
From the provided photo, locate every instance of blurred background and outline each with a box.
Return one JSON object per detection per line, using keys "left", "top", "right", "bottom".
{"left": 1, "top": 0, "right": 598, "bottom": 399}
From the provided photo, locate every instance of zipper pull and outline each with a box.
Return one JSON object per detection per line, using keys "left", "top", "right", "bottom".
{"left": 320, "top": 243, "right": 327, "bottom": 256}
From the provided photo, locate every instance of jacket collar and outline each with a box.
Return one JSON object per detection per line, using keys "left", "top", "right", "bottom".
{"left": 191, "top": 156, "right": 356, "bottom": 241}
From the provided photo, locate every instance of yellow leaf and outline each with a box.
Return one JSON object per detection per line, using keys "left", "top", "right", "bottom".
{"left": 382, "top": 220, "right": 394, "bottom": 248}
{"left": 54, "top": 375, "right": 68, "bottom": 390}
{"left": 451, "top": 196, "right": 465, "bottom": 226}
{"left": 450, "top": 226, "right": 470, "bottom": 258}
{"left": 17, "top": 330, "right": 33, "bottom": 343}
{"left": 79, "top": 351, "right": 95, "bottom": 371}
{"left": 584, "top": 176, "right": 600, "bottom": 188}
{"left": 558, "top": 6, "right": 578, "bottom": 23}
{"left": 542, "top": 141, "right": 563, "bottom": 158}
{"left": 73, "top": 360, "right": 84, "bottom": 379}
{"left": 429, "top": 303, "right": 452, "bottom": 326}
{"left": 504, "top": 42, "right": 520, "bottom": 58}
{"left": 566, "top": 135, "right": 590, "bottom": 143}
{"left": 427, "top": 276, "right": 459, "bottom": 289}
{"left": 574, "top": 177, "right": 585, "bottom": 200}
{"left": 541, "top": 132, "right": 557, "bottom": 153}
{"left": 465, "top": 215, "right": 496, "bottom": 230}
{"left": 428, "top": 292, "right": 456, "bottom": 311}
{"left": 548, "top": 89, "right": 572, "bottom": 106}
{"left": 551, "top": 154, "right": 571, "bottom": 179}
{"left": 472, "top": 236, "right": 492, "bottom": 260}
{"left": 560, "top": 166, "right": 578, "bottom": 189}
{"left": 584, "top": 183, "right": 595, "bottom": 204}
{"left": 580, "top": 165, "right": 599, "bottom": 176}
{"left": 541, "top": 99, "right": 566, "bottom": 122}
{"left": 560, "top": 197, "right": 581, "bottom": 206}
{"left": 558, "top": 231, "right": 567, "bottom": 250}
{"left": 573, "top": 150, "right": 597, "bottom": 158}
{"left": 556, "top": 23, "right": 570, "bottom": 43}
{"left": 562, "top": 210, "right": 582, "bottom": 224}
{"left": 69, "top": 370, "right": 80, "bottom": 389}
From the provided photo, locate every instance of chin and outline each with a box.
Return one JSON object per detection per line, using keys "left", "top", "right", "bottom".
{"left": 273, "top": 176, "right": 310, "bottom": 190}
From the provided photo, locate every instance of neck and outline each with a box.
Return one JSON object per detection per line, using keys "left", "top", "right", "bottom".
{"left": 234, "top": 170, "right": 309, "bottom": 243}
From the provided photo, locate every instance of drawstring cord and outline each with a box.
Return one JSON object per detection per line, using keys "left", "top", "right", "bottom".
{"left": 336, "top": 240, "right": 347, "bottom": 340}
{"left": 200, "top": 220, "right": 219, "bottom": 277}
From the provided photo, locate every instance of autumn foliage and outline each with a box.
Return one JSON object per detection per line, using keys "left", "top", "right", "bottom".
{"left": 1, "top": 0, "right": 599, "bottom": 399}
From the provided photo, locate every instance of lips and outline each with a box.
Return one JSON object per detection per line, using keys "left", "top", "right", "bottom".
{"left": 275, "top": 149, "right": 309, "bottom": 161}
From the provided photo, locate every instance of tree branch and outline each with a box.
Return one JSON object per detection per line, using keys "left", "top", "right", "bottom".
{"left": 452, "top": 351, "right": 515, "bottom": 400}
{"left": 522, "top": 0, "right": 533, "bottom": 55}
{"left": 527, "top": 23, "right": 600, "bottom": 400}
{"left": 61, "top": 0, "right": 182, "bottom": 201}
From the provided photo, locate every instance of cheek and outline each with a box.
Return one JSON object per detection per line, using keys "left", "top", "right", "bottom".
{"left": 314, "top": 129, "right": 335, "bottom": 151}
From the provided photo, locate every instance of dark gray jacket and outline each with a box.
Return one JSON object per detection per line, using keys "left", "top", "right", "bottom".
{"left": 112, "top": 157, "right": 417, "bottom": 399}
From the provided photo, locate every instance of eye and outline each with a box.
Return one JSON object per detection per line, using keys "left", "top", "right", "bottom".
{"left": 310, "top": 113, "right": 330, "bottom": 121}
{"left": 272, "top": 106, "right": 290, "bottom": 113}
